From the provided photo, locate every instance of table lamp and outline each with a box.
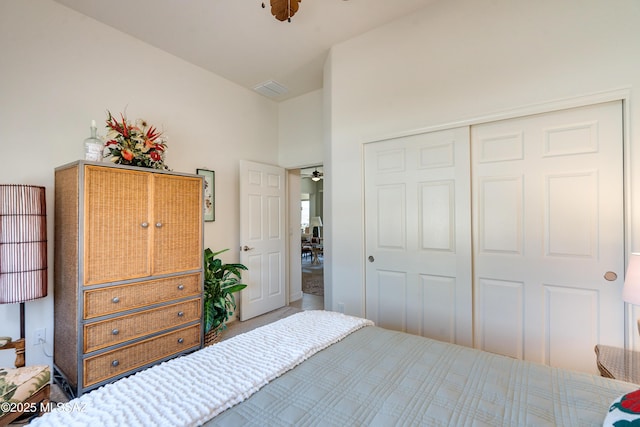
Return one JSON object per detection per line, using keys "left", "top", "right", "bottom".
{"left": 310, "top": 216, "right": 322, "bottom": 239}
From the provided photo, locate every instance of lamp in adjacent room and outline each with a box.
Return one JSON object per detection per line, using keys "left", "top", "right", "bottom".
{"left": 310, "top": 216, "right": 322, "bottom": 239}
{"left": 623, "top": 253, "right": 640, "bottom": 335}
{"left": 0, "top": 185, "right": 48, "bottom": 364}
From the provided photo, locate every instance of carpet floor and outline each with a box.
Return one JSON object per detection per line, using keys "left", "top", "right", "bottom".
{"left": 302, "top": 256, "right": 324, "bottom": 296}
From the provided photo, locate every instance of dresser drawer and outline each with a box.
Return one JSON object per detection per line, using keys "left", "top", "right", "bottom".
{"left": 83, "top": 298, "right": 201, "bottom": 353}
{"left": 84, "top": 273, "right": 201, "bottom": 319}
{"left": 83, "top": 324, "right": 200, "bottom": 387}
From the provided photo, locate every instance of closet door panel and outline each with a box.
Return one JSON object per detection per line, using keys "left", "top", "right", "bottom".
{"left": 472, "top": 100, "right": 624, "bottom": 374}
{"left": 365, "top": 127, "right": 472, "bottom": 346}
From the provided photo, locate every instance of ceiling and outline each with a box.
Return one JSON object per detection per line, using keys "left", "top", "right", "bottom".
{"left": 53, "top": 0, "right": 435, "bottom": 101}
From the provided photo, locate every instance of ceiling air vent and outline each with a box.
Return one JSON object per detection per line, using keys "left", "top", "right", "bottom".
{"left": 253, "top": 80, "right": 289, "bottom": 98}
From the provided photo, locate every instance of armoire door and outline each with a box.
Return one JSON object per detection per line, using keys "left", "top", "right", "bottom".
{"left": 152, "top": 174, "right": 203, "bottom": 276}
{"left": 84, "top": 166, "right": 203, "bottom": 285}
{"left": 364, "top": 127, "right": 473, "bottom": 346}
{"left": 472, "top": 100, "right": 624, "bottom": 374}
{"left": 84, "top": 166, "right": 151, "bottom": 285}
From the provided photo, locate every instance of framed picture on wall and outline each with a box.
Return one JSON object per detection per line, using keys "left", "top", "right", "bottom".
{"left": 197, "top": 168, "right": 215, "bottom": 221}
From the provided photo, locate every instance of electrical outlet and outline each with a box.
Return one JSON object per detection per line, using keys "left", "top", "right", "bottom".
{"left": 33, "top": 328, "right": 45, "bottom": 345}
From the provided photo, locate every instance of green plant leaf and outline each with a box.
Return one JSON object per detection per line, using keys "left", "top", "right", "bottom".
{"left": 203, "top": 248, "right": 248, "bottom": 333}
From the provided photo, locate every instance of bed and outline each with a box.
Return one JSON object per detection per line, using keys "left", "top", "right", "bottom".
{"left": 33, "top": 311, "right": 638, "bottom": 426}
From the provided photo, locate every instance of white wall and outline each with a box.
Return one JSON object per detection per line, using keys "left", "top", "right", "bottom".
{"left": 326, "top": 0, "right": 640, "bottom": 323}
{"left": 0, "top": 0, "right": 279, "bottom": 367}
{"left": 278, "top": 90, "right": 324, "bottom": 169}
{"left": 278, "top": 90, "right": 324, "bottom": 305}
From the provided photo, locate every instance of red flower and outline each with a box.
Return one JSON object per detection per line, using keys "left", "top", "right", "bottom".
{"left": 121, "top": 149, "right": 134, "bottom": 161}
{"left": 621, "top": 390, "right": 640, "bottom": 413}
{"left": 145, "top": 126, "right": 161, "bottom": 142}
{"left": 150, "top": 151, "right": 161, "bottom": 161}
{"left": 106, "top": 111, "right": 129, "bottom": 137}
{"left": 106, "top": 140, "right": 118, "bottom": 146}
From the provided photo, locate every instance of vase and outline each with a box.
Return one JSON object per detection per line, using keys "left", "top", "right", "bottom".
{"left": 84, "top": 122, "right": 103, "bottom": 162}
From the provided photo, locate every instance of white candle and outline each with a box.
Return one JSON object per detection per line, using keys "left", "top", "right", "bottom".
{"left": 91, "top": 119, "right": 96, "bottom": 129}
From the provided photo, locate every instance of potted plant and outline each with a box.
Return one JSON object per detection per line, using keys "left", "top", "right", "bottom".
{"left": 203, "top": 248, "right": 248, "bottom": 345}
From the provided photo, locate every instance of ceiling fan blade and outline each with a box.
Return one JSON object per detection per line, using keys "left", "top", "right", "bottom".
{"left": 270, "top": 0, "right": 301, "bottom": 22}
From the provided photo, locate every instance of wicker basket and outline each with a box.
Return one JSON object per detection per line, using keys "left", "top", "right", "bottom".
{"left": 204, "top": 326, "right": 223, "bottom": 346}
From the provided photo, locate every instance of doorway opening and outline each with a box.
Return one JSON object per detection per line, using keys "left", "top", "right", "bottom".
{"left": 300, "top": 166, "right": 324, "bottom": 308}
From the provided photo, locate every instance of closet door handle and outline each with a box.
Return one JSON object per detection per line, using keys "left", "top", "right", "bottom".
{"left": 141, "top": 222, "right": 149, "bottom": 228}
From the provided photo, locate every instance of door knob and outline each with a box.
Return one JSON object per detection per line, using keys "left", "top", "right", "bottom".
{"left": 242, "top": 246, "right": 254, "bottom": 252}
{"left": 604, "top": 271, "right": 617, "bottom": 281}
{"left": 368, "top": 256, "right": 375, "bottom": 263}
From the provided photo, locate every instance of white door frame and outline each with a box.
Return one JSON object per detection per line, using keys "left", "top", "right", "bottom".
{"left": 285, "top": 165, "right": 327, "bottom": 308}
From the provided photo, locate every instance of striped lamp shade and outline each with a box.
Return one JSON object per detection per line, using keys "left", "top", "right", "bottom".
{"left": 0, "top": 185, "right": 48, "bottom": 304}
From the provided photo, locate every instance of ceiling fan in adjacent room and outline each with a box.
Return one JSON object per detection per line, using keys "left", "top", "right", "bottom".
{"left": 301, "top": 167, "right": 323, "bottom": 181}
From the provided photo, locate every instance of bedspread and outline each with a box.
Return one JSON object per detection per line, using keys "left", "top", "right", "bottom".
{"left": 208, "top": 326, "right": 637, "bottom": 426}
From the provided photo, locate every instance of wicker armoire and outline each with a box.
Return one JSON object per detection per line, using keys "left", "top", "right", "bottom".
{"left": 53, "top": 161, "right": 204, "bottom": 397}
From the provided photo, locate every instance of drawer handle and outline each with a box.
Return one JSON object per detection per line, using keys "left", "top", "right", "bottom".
{"left": 155, "top": 222, "right": 163, "bottom": 228}
{"left": 112, "top": 297, "right": 120, "bottom": 303}
{"left": 177, "top": 284, "right": 184, "bottom": 290}
{"left": 177, "top": 338, "right": 184, "bottom": 344}
{"left": 111, "top": 360, "right": 119, "bottom": 367}
{"left": 177, "top": 311, "right": 184, "bottom": 317}
{"left": 111, "top": 329, "right": 119, "bottom": 335}
{"left": 141, "top": 222, "right": 149, "bottom": 228}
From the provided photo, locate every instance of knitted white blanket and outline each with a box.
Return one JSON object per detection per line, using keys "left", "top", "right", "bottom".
{"left": 33, "top": 310, "right": 373, "bottom": 427}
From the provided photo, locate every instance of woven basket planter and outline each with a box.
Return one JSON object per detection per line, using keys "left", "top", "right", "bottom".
{"left": 204, "top": 326, "right": 223, "bottom": 347}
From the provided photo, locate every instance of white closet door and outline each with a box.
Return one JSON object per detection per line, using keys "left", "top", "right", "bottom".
{"left": 364, "top": 127, "right": 473, "bottom": 346}
{"left": 472, "top": 101, "right": 623, "bottom": 374}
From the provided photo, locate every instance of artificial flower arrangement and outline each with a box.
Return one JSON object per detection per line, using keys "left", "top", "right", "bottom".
{"left": 104, "top": 111, "right": 169, "bottom": 170}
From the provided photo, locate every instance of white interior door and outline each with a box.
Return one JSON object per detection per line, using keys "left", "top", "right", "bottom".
{"left": 472, "top": 101, "right": 624, "bottom": 374}
{"left": 239, "top": 160, "right": 286, "bottom": 321}
{"left": 364, "top": 127, "right": 473, "bottom": 346}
